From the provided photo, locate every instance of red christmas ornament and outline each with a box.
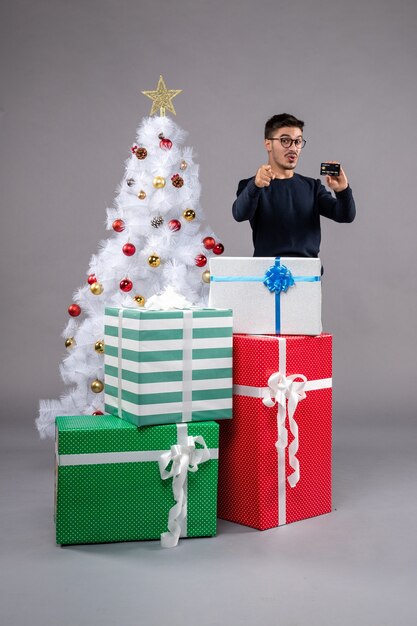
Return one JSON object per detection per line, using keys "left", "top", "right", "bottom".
{"left": 168, "top": 219, "right": 181, "bottom": 232}
{"left": 122, "top": 242, "right": 136, "bottom": 256}
{"left": 87, "top": 274, "right": 97, "bottom": 285}
{"left": 112, "top": 219, "right": 125, "bottom": 233}
{"left": 213, "top": 243, "right": 225, "bottom": 255}
{"left": 92, "top": 411, "right": 104, "bottom": 416}
{"left": 159, "top": 135, "right": 173, "bottom": 150}
{"left": 195, "top": 254, "right": 207, "bottom": 267}
{"left": 120, "top": 278, "right": 133, "bottom": 292}
{"left": 68, "top": 303, "right": 81, "bottom": 317}
{"left": 202, "top": 236, "right": 215, "bottom": 250}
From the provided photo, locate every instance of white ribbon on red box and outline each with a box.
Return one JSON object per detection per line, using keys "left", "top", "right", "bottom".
{"left": 233, "top": 336, "right": 332, "bottom": 525}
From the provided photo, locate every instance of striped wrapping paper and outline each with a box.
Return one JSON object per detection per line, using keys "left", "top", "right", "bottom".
{"left": 104, "top": 307, "right": 233, "bottom": 427}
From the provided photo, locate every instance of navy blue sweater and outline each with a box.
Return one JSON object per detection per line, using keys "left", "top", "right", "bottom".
{"left": 232, "top": 174, "right": 356, "bottom": 257}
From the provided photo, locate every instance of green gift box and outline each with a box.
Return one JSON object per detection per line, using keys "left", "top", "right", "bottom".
{"left": 55, "top": 415, "right": 219, "bottom": 547}
{"left": 104, "top": 307, "right": 233, "bottom": 427}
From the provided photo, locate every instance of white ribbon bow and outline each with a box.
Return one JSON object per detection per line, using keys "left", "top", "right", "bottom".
{"left": 158, "top": 435, "right": 211, "bottom": 548}
{"left": 262, "top": 372, "right": 307, "bottom": 488}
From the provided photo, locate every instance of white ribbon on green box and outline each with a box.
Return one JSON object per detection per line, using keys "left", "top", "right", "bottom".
{"left": 158, "top": 423, "right": 212, "bottom": 548}
{"left": 56, "top": 423, "right": 217, "bottom": 548}
{"left": 233, "top": 336, "right": 332, "bottom": 526}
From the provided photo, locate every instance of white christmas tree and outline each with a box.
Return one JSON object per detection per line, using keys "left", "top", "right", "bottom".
{"left": 37, "top": 76, "right": 224, "bottom": 438}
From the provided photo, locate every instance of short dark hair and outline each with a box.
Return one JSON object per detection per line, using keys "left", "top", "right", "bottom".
{"left": 264, "top": 113, "right": 304, "bottom": 139}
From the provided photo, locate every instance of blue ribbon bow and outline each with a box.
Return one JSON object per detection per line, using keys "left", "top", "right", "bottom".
{"left": 263, "top": 261, "right": 295, "bottom": 294}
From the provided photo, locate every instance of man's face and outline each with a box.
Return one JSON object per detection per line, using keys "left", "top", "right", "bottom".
{"left": 265, "top": 126, "right": 303, "bottom": 171}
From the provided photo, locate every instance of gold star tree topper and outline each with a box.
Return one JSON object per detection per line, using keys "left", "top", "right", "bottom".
{"left": 142, "top": 75, "right": 182, "bottom": 117}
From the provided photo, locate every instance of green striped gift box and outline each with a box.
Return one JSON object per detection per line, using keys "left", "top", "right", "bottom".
{"left": 55, "top": 415, "right": 219, "bottom": 546}
{"left": 104, "top": 307, "right": 233, "bottom": 427}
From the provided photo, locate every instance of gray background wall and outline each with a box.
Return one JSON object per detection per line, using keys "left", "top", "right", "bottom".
{"left": 1, "top": 0, "right": 416, "bottom": 426}
{"left": 1, "top": 2, "right": 417, "bottom": 625}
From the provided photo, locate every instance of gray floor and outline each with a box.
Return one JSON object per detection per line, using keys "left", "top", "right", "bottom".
{"left": 1, "top": 415, "right": 416, "bottom": 626}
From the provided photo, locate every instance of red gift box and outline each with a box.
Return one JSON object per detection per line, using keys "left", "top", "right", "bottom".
{"left": 217, "top": 333, "right": 332, "bottom": 530}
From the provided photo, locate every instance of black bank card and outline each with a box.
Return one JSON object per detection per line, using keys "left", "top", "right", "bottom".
{"left": 320, "top": 162, "right": 340, "bottom": 176}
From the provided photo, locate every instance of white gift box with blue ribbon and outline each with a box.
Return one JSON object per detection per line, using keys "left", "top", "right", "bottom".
{"left": 208, "top": 257, "right": 322, "bottom": 335}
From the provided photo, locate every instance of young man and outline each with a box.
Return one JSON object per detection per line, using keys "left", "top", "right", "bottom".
{"left": 232, "top": 113, "right": 356, "bottom": 257}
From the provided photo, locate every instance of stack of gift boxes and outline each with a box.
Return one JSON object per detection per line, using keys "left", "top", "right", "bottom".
{"left": 55, "top": 256, "right": 332, "bottom": 547}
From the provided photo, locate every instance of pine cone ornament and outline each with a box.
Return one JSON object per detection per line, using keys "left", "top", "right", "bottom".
{"left": 150, "top": 216, "right": 164, "bottom": 228}
{"left": 171, "top": 174, "right": 184, "bottom": 188}
{"left": 131, "top": 146, "right": 148, "bottom": 160}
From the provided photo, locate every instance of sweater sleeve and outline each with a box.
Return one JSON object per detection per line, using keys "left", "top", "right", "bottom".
{"left": 232, "top": 178, "right": 262, "bottom": 222}
{"left": 317, "top": 181, "right": 356, "bottom": 223}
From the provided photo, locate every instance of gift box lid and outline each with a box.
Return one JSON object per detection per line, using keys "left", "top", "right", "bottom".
{"left": 209, "top": 256, "right": 322, "bottom": 278}
{"left": 104, "top": 307, "right": 233, "bottom": 320}
{"left": 55, "top": 415, "right": 219, "bottom": 456}
{"left": 232, "top": 333, "right": 332, "bottom": 387}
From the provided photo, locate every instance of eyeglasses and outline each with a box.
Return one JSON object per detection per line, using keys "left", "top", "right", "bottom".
{"left": 267, "top": 137, "right": 307, "bottom": 149}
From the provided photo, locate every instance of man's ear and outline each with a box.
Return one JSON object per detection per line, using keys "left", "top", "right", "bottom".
{"left": 265, "top": 138, "right": 271, "bottom": 153}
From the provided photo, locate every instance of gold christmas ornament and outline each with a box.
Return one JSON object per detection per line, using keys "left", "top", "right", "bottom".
{"left": 180, "top": 160, "right": 188, "bottom": 171}
{"left": 183, "top": 208, "right": 196, "bottom": 221}
{"left": 142, "top": 75, "right": 182, "bottom": 117}
{"left": 202, "top": 270, "right": 211, "bottom": 284}
{"left": 134, "top": 295, "right": 146, "bottom": 307}
{"left": 148, "top": 254, "right": 161, "bottom": 268}
{"left": 65, "top": 337, "right": 75, "bottom": 349}
{"left": 138, "top": 190, "right": 146, "bottom": 200}
{"left": 91, "top": 379, "right": 104, "bottom": 394}
{"left": 152, "top": 176, "right": 166, "bottom": 189}
{"left": 94, "top": 340, "right": 105, "bottom": 354}
{"left": 90, "top": 282, "right": 104, "bottom": 295}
